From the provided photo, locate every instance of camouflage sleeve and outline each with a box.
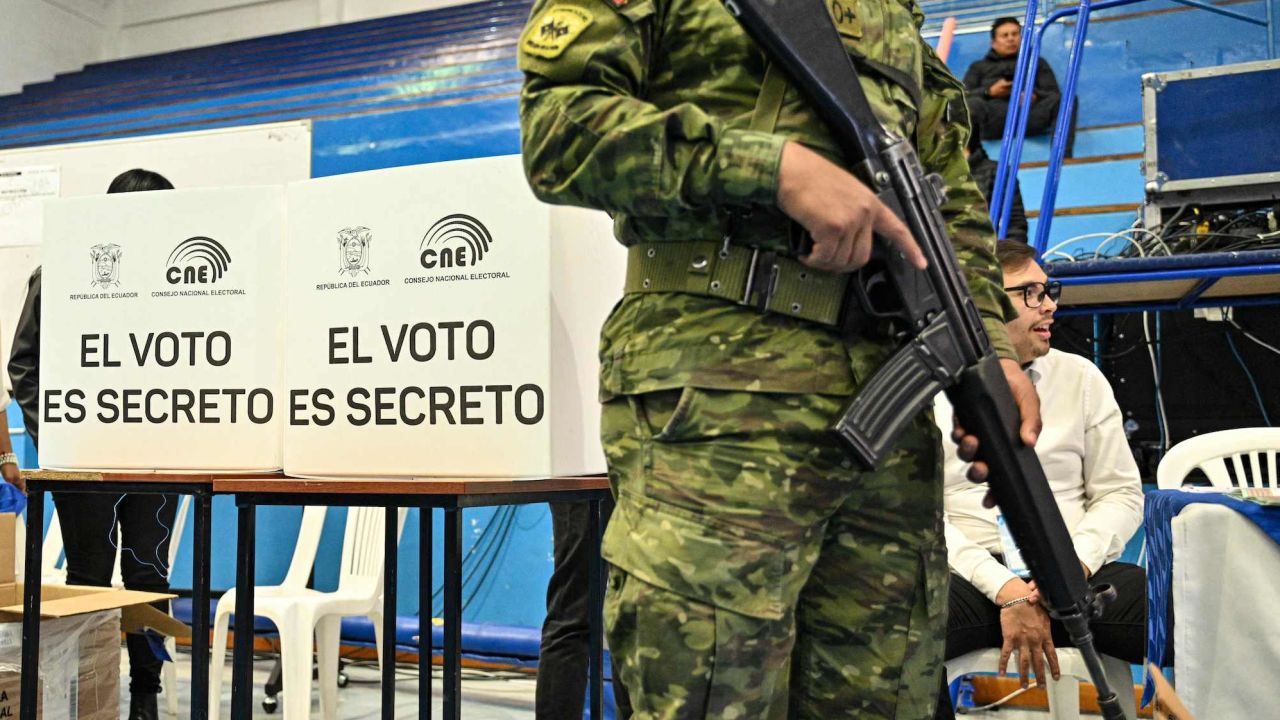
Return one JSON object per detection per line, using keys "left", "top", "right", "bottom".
{"left": 916, "top": 44, "right": 1019, "bottom": 362}
{"left": 517, "top": 0, "right": 785, "bottom": 217}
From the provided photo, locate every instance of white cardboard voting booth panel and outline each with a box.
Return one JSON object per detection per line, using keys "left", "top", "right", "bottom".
{"left": 38, "top": 187, "right": 287, "bottom": 471}
{"left": 284, "top": 156, "right": 622, "bottom": 478}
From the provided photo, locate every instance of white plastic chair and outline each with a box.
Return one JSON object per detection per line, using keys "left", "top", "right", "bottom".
{"left": 32, "top": 508, "right": 67, "bottom": 583}
{"left": 162, "top": 496, "right": 192, "bottom": 717}
{"left": 1156, "top": 428, "right": 1280, "bottom": 490}
{"left": 947, "top": 647, "right": 1137, "bottom": 719}
{"left": 13, "top": 510, "right": 61, "bottom": 582}
{"left": 209, "top": 506, "right": 406, "bottom": 720}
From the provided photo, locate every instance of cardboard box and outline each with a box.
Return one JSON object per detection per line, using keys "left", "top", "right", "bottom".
{"left": 0, "top": 513, "right": 13, "bottom": 589}
{"left": 0, "top": 514, "right": 189, "bottom": 719}
{"left": 0, "top": 611, "right": 113, "bottom": 720}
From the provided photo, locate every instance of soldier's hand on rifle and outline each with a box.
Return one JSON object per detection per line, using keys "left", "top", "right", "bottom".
{"left": 951, "top": 358, "right": 1042, "bottom": 505}
{"left": 997, "top": 578, "right": 1061, "bottom": 687}
{"left": 777, "top": 141, "right": 928, "bottom": 273}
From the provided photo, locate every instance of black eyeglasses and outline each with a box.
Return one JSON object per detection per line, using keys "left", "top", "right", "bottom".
{"left": 1004, "top": 280, "right": 1061, "bottom": 308}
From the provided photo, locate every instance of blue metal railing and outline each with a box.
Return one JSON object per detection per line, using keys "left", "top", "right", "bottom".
{"left": 1270, "top": 0, "right": 1280, "bottom": 57}
{"left": 990, "top": 0, "right": 1269, "bottom": 256}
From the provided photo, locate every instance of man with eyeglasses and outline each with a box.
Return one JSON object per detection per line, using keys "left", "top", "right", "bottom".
{"left": 932, "top": 240, "right": 1146, "bottom": 718}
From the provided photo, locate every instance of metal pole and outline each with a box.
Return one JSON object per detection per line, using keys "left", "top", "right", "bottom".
{"left": 231, "top": 501, "right": 256, "bottom": 720}
{"left": 1033, "top": 0, "right": 1094, "bottom": 255}
{"left": 587, "top": 498, "right": 604, "bottom": 720}
{"left": 420, "top": 507, "right": 434, "bottom": 720}
{"left": 190, "top": 492, "right": 213, "bottom": 720}
{"left": 443, "top": 508, "right": 462, "bottom": 720}
{"left": 991, "top": 0, "right": 1041, "bottom": 235}
{"left": 382, "top": 506, "right": 398, "bottom": 719}
{"left": 19, "top": 489, "right": 44, "bottom": 720}
{"left": 1166, "top": 0, "right": 1267, "bottom": 26}
{"left": 1269, "top": 0, "right": 1278, "bottom": 57}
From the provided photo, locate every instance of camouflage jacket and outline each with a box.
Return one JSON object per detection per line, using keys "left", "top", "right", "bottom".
{"left": 519, "top": 0, "right": 1018, "bottom": 399}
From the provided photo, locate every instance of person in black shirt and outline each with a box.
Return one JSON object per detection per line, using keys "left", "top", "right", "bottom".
{"left": 8, "top": 169, "right": 178, "bottom": 720}
{"left": 965, "top": 17, "right": 1075, "bottom": 154}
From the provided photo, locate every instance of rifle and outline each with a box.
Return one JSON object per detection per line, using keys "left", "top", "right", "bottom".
{"left": 720, "top": 1, "right": 1127, "bottom": 717}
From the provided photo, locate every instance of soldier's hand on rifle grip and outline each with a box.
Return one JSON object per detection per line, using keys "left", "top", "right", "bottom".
{"left": 776, "top": 141, "right": 927, "bottom": 272}
{"left": 952, "top": 358, "right": 1043, "bottom": 506}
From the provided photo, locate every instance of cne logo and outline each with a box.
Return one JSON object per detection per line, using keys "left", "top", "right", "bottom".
{"left": 89, "top": 243, "right": 123, "bottom": 288}
{"left": 419, "top": 214, "right": 492, "bottom": 270}
{"left": 166, "top": 236, "right": 231, "bottom": 285}
{"left": 337, "top": 226, "right": 372, "bottom": 277}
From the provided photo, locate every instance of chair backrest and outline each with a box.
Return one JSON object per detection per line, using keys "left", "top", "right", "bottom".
{"left": 337, "top": 507, "right": 406, "bottom": 593}
{"left": 279, "top": 506, "right": 329, "bottom": 591}
{"left": 1156, "top": 428, "right": 1280, "bottom": 490}
{"left": 168, "top": 495, "right": 192, "bottom": 567}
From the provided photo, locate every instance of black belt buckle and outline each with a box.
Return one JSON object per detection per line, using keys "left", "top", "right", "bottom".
{"left": 743, "top": 248, "right": 780, "bottom": 313}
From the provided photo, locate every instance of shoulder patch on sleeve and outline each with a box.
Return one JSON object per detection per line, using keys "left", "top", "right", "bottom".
{"left": 828, "top": 0, "right": 863, "bottom": 39}
{"left": 521, "top": 5, "right": 595, "bottom": 60}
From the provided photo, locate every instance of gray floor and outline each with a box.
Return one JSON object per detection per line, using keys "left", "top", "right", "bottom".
{"left": 123, "top": 649, "right": 538, "bottom": 719}
{"left": 127, "top": 651, "right": 1070, "bottom": 719}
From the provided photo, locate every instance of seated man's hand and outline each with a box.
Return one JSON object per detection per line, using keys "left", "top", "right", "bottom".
{"left": 989, "top": 78, "right": 1014, "bottom": 98}
{"left": 777, "top": 141, "right": 927, "bottom": 274}
{"left": 997, "top": 578, "right": 1061, "bottom": 687}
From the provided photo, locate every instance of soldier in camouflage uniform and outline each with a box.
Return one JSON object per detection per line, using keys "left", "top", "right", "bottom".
{"left": 518, "top": 1, "right": 1040, "bottom": 717}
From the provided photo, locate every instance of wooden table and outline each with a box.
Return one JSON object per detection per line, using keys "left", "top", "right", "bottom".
{"left": 212, "top": 475, "right": 612, "bottom": 720}
{"left": 18, "top": 470, "right": 272, "bottom": 720}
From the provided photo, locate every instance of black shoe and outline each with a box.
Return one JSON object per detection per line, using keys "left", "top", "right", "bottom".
{"left": 128, "top": 692, "right": 159, "bottom": 720}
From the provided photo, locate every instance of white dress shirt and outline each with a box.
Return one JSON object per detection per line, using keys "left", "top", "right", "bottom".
{"left": 934, "top": 348, "right": 1143, "bottom": 602}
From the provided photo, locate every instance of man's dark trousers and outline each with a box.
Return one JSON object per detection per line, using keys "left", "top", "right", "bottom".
{"left": 536, "top": 500, "right": 631, "bottom": 719}
{"left": 53, "top": 492, "right": 178, "bottom": 694}
{"left": 934, "top": 561, "right": 1146, "bottom": 719}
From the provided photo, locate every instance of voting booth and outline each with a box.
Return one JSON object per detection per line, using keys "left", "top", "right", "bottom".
{"left": 38, "top": 187, "right": 287, "bottom": 471}
{"left": 283, "top": 156, "right": 622, "bottom": 478}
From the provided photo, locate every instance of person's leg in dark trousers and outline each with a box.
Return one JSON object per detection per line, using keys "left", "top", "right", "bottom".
{"left": 1049, "top": 562, "right": 1146, "bottom": 664}
{"left": 1025, "top": 94, "right": 1061, "bottom": 138}
{"left": 935, "top": 563, "right": 1148, "bottom": 718}
{"left": 537, "top": 502, "right": 590, "bottom": 720}
{"left": 53, "top": 492, "right": 124, "bottom": 587}
{"left": 117, "top": 493, "right": 179, "bottom": 697}
{"left": 1061, "top": 97, "right": 1079, "bottom": 158}
{"left": 536, "top": 500, "right": 629, "bottom": 720}
{"left": 53, "top": 491, "right": 175, "bottom": 718}
{"left": 971, "top": 97, "right": 1009, "bottom": 141}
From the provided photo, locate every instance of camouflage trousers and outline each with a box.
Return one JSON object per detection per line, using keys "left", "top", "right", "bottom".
{"left": 600, "top": 388, "right": 947, "bottom": 719}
